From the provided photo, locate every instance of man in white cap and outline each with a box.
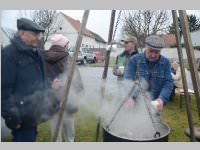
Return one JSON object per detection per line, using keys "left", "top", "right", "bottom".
{"left": 113, "top": 35, "right": 138, "bottom": 80}
{"left": 124, "top": 35, "right": 173, "bottom": 113}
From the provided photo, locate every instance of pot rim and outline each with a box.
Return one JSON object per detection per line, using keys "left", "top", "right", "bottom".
{"left": 102, "top": 122, "right": 171, "bottom": 141}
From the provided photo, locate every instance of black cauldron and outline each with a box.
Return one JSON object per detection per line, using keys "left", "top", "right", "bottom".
{"left": 103, "top": 122, "right": 170, "bottom": 142}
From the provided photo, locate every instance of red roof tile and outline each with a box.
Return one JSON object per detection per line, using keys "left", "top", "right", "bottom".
{"left": 160, "top": 34, "right": 176, "bottom": 47}
{"left": 62, "top": 13, "right": 93, "bottom": 37}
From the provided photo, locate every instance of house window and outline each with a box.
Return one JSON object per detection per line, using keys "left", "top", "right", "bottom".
{"left": 86, "top": 44, "right": 88, "bottom": 47}
{"left": 59, "top": 27, "right": 62, "bottom": 30}
{"left": 82, "top": 44, "right": 84, "bottom": 47}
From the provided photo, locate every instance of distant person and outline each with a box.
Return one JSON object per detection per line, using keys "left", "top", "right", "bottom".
{"left": 124, "top": 35, "right": 174, "bottom": 113}
{"left": 1, "top": 18, "right": 59, "bottom": 142}
{"left": 43, "top": 34, "right": 84, "bottom": 142}
{"left": 113, "top": 35, "right": 138, "bottom": 80}
{"left": 170, "top": 61, "right": 183, "bottom": 99}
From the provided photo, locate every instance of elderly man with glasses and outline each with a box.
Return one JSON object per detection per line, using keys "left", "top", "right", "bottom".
{"left": 2, "top": 18, "right": 60, "bottom": 142}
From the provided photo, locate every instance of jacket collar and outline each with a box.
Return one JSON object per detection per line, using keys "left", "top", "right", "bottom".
{"left": 140, "top": 52, "right": 164, "bottom": 65}
{"left": 120, "top": 49, "right": 138, "bottom": 57}
{"left": 11, "top": 35, "right": 35, "bottom": 52}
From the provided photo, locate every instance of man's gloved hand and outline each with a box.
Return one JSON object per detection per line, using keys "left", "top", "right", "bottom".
{"left": 48, "top": 90, "right": 61, "bottom": 116}
{"left": 123, "top": 97, "right": 135, "bottom": 109}
{"left": 151, "top": 98, "right": 164, "bottom": 113}
{"left": 113, "top": 66, "right": 124, "bottom": 76}
{"left": 52, "top": 78, "right": 61, "bottom": 90}
{"left": 16, "top": 124, "right": 21, "bottom": 129}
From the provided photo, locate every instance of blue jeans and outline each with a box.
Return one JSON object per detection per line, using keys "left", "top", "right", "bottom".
{"left": 12, "top": 127, "right": 38, "bottom": 142}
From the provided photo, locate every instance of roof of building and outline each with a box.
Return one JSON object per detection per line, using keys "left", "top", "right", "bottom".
{"left": 160, "top": 34, "right": 176, "bottom": 47}
{"left": 61, "top": 13, "right": 106, "bottom": 43}
{"left": 89, "top": 31, "right": 106, "bottom": 43}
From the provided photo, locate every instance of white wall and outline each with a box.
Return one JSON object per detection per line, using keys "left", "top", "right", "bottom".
{"left": 44, "top": 13, "right": 78, "bottom": 49}
{"left": 161, "top": 48, "right": 200, "bottom": 60}
{"left": 181, "top": 30, "right": 200, "bottom": 46}
{"left": 45, "top": 13, "right": 106, "bottom": 49}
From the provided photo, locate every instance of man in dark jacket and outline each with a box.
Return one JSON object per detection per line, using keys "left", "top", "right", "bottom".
{"left": 1, "top": 18, "right": 59, "bottom": 142}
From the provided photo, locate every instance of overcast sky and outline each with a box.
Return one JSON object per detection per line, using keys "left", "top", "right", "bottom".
{"left": 1, "top": 10, "right": 200, "bottom": 41}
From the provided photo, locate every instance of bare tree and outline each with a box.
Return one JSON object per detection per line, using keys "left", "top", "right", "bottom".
{"left": 17, "top": 10, "right": 62, "bottom": 48}
{"left": 121, "top": 10, "right": 170, "bottom": 47}
{"left": 2, "top": 27, "right": 16, "bottom": 39}
{"left": 32, "top": 10, "right": 60, "bottom": 47}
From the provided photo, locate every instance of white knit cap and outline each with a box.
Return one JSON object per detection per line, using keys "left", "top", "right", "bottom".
{"left": 50, "top": 34, "right": 69, "bottom": 47}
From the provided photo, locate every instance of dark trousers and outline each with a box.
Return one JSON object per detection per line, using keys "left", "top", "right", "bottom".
{"left": 169, "top": 85, "right": 176, "bottom": 100}
{"left": 12, "top": 127, "right": 38, "bottom": 142}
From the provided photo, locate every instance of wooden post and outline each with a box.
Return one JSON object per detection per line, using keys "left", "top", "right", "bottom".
{"left": 172, "top": 10, "right": 196, "bottom": 142}
{"left": 179, "top": 10, "right": 200, "bottom": 119}
{"left": 95, "top": 10, "right": 116, "bottom": 142}
{"left": 52, "top": 10, "right": 90, "bottom": 142}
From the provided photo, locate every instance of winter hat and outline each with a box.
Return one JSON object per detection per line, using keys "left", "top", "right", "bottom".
{"left": 17, "top": 18, "right": 45, "bottom": 32}
{"left": 50, "top": 34, "right": 69, "bottom": 47}
{"left": 121, "top": 35, "right": 138, "bottom": 46}
{"left": 145, "top": 35, "right": 165, "bottom": 50}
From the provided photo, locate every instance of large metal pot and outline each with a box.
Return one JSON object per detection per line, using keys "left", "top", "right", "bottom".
{"left": 102, "top": 122, "right": 170, "bottom": 142}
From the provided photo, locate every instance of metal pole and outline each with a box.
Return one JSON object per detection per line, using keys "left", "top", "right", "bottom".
{"left": 179, "top": 10, "right": 200, "bottom": 119}
{"left": 95, "top": 10, "right": 116, "bottom": 142}
{"left": 52, "top": 10, "right": 90, "bottom": 142}
{"left": 172, "top": 10, "right": 196, "bottom": 142}
{"left": 102, "top": 10, "right": 116, "bottom": 79}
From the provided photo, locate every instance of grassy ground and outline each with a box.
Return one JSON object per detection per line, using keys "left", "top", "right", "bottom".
{"left": 85, "top": 59, "right": 116, "bottom": 67}
{"left": 2, "top": 94, "right": 200, "bottom": 142}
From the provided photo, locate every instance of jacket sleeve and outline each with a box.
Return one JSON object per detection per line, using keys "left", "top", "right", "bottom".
{"left": 124, "top": 56, "right": 137, "bottom": 80}
{"left": 158, "top": 60, "right": 174, "bottom": 105}
{"left": 123, "top": 56, "right": 139, "bottom": 100}
{"left": 1, "top": 54, "right": 22, "bottom": 129}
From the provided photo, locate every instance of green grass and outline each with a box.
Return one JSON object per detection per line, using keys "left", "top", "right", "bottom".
{"left": 2, "top": 94, "right": 200, "bottom": 142}
{"left": 162, "top": 94, "right": 200, "bottom": 142}
{"left": 184, "top": 63, "right": 200, "bottom": 71}
{"left": 86, "top": 59, "right": 116, "bottom": 67}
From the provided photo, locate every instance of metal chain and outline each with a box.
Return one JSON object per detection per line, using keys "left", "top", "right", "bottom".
{"left": 135, "top": 59, "right": 161, "bottom": 138}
